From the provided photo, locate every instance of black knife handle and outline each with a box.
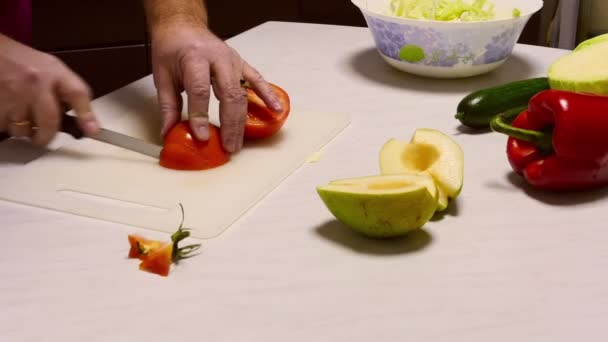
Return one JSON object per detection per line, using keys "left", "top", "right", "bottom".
{"left": 60, "top": 113, "right": 85, "bottom": 139}
{"left": 0, "top": 113, "right": 85, "bottom": 142}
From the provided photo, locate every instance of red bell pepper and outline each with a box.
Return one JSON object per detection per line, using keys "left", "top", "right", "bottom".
{"left": 491, "top": 89, "right": 608, "bottom": 191}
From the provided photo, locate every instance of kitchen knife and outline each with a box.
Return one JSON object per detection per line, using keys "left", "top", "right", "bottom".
{"left": 0, "top": 113, "right": 162, "bottom": 159}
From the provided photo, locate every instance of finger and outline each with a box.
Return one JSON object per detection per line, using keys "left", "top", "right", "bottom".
{"left": 230, "top": 53, "right": 247, "bottom": 151}
{"left": 8, "top": 105, "right": 33, "bottom": 138}
{"left": 55, "top": 72, "right": 99, "bottom": 136}
{"left": 7, "top": 72, "right": 38, "bottom": 139}
{"left": 212, "top": 59, "right": 247, "bottom": 153}
{"left": 0, "top": 102, "right": 19, "bottom": 134}
{"left": 30, "top": 90, "right": 61, "bottom": 146}
{"left": 183, "top": 58, "right": 211, "bottom": 140}
{"left": 155, "top": 67, "right": 183, "bottom": 137}
{"left": 242, "top": 62, "right": 283, "bottom": 113}
{"left": 0, "top": 113, "right": 8, "bottom": 133}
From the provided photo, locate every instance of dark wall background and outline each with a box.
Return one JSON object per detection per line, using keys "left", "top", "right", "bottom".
{"left": 31, "top": 0, "right": 542, "bottom": 98}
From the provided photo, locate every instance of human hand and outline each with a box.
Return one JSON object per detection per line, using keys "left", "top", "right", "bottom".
{"left": 149, "top": 24, "right": 283, "bottom": 153}
{"left": 0, "top": 35, "right": 99, "bottom": 146}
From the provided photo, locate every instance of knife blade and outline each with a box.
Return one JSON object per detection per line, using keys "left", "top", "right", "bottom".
{"left": 90, "top": 127, "right": 162, "bottom": 159}
{"left": 0, "top": 113, "right": 162, "bottom": 159}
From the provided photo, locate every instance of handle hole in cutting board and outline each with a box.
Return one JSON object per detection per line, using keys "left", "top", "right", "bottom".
{"left": 57, "top": 189, "right": 169, "bottom": 212}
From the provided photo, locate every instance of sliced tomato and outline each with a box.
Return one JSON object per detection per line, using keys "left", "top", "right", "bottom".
{"left": 244, "top": 83, "right": 291, "bottom": 140}
{"left": 159, "top": 121, "right": 229, "bottom": 171}
{"left": 128, "top": 234, "right": 163, "bottom": 259}
{"left": 138, "top": 242, "right": 173, "bottom": 277}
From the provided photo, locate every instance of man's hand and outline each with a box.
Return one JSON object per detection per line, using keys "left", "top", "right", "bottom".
{"left": 0, "top": 34, "right": 99, "bottom": 146}
{"left": 144, "top": 0, "right": 282, "bottom": 153}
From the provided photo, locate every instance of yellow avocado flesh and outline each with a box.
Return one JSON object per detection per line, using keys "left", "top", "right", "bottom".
{"left": 318, "top": 174, "right": 438, "bottom": 238}
{"left": 436, "top": 186, "right": 448, "bottom": 212}
{"left": 379, "top": 129, "right": 464, "bottom": 201}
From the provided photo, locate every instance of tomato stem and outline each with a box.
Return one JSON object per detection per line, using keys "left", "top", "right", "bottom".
{"left": 170, "top": 203, "right": 202, "bottom": 263}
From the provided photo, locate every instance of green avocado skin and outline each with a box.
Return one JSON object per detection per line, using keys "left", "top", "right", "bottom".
{"left": 548, "top": 41, "right": 608, "bottom": 96}
{"left": 316, "top": 187, "right": 436, "bottom": 239}
{"left": 573, "top": 33, "right": 608, "bottom": 52}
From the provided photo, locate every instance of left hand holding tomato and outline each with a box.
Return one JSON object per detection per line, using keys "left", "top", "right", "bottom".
{"left": 149, "top": 22, "right": 283, "bottom": 153}
{"left": 159, "top": 82, "right": 291, "bottom": 171}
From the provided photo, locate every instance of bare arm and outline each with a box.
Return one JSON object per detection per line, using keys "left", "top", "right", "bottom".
{"left": 143, "top": 0, "right": 208, "bottom": 31}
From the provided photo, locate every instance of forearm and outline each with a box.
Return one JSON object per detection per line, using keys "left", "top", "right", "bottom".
{"left": 143, "top": 0, "right": 208, "bottom": 35}
{"left": 0, "top": 33, "right": 17, "bottom": 46}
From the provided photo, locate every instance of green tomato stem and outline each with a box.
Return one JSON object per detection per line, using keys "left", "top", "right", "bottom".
{"left": 170, "top": 203, "right": 202, "bottom": 263}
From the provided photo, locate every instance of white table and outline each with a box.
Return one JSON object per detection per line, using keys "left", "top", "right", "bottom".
{"left": 2, "top": 22, "right": 606, "bottom": 342}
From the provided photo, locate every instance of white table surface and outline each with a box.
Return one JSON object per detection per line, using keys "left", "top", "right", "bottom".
{"left": 2, "top": 22, "right": 607, "bottom": 342}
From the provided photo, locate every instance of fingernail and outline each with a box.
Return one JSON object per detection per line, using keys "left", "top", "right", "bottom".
{"left": 85, "top": 119, "right": 100, "bottom": 134}
{"left": 223, "top": 138, "right": 236, "bottom": 153}
{"left": 160, "top": 121, "right": 170, "bottom": 137}
{"left": 270, "top": 100, "right": 283, "bottom": 112}
{"left": 232, "top": 139, "right": 243, "bottom": 153}
{"left": 194, "top": 124, "right": 209, "bottom": 140}
{"left": 237, "top": 130, "right": 245, "bottom": 151}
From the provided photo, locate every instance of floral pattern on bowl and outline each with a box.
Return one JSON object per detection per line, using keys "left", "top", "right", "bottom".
{"left": 365, "top": 15, "right": 526, "bottom": 68}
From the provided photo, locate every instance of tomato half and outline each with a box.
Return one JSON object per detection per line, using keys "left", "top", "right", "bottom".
{"left": 244, "top": 83, "right": 291, "bottom": 140}
{"left": 159, "top": 121, "right": 229, "bottom": 171}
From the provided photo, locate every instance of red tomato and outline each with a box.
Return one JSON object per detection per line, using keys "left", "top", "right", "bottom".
{"left": 159, "top": 121, "right": 229, "bottom": 171}
{"left": 244, "top": 83, "right": 291, "bottom": 140}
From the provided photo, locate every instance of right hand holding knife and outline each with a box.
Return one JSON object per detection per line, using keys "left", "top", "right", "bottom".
{"left": 0, "top": 33, "right": 99, "bottom": 145}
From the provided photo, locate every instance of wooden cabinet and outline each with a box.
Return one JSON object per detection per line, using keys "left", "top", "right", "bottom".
{"left": 32, "top": 0, "right": 147, "bottom": 51}
{"left": 52, "top": 46, "right": 149, "bottom": 98}
{"left": 299, "top": 0, "right": 366, "bottom": 27}
{"left": 206, "top": 0, "right": 300, "bottom": 38}
{"left": 32, "top": 0, "right": 149, "bottom": 98}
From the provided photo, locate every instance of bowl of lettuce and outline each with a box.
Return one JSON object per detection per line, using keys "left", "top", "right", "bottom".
{"left": 351, "top": 0, "right": 543, "bottom": 78}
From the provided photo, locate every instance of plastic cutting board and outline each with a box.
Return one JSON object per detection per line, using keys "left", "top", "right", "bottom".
{"left": 0, "top": 77, "right": 350, "bottom": 238}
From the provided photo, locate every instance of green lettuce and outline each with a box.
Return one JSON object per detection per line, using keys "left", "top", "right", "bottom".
{"left": 389, "top": 0, "right": 518, "bottom": 21}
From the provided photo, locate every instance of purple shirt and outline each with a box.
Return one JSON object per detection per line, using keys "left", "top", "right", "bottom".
{"left": 0, "top": 0, "right": 32, "bottom": 44}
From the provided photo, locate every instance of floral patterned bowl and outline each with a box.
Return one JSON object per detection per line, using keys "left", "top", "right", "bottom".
{"left": 351, "top": 0, "right": 543, "bottom": 78}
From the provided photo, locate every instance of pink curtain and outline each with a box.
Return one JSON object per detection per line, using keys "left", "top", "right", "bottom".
{"left": 0, "top": 0, "right": 32, "bottom": 44}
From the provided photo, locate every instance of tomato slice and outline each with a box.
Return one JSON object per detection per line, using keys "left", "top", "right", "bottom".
{"left": 138, "top": 242, "right": 173, "bottom": 277}
{"left": 128, "top": 235, "right": 172, "bottom": 277}
{"left": 159, "top": 121, "right": 229, "bottom": 171}
{"left": 128, "top": 234, "right": 163, "bottom": 259}
{"left": 244, "top": 83, "right": 291, "bottom": 140}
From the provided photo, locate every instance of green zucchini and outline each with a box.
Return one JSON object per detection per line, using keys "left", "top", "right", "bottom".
{"left": 454, "top": 77, "right": 550, "bottom": 128}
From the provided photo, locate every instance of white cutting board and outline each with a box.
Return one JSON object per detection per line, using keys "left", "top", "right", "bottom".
{"left": 0, "top": 77, "right": 350, "bottom": 239}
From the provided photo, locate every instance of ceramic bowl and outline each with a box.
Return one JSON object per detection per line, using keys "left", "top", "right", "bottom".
{"left": 351, "top": 0, "right": 544, "bottom": 78}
